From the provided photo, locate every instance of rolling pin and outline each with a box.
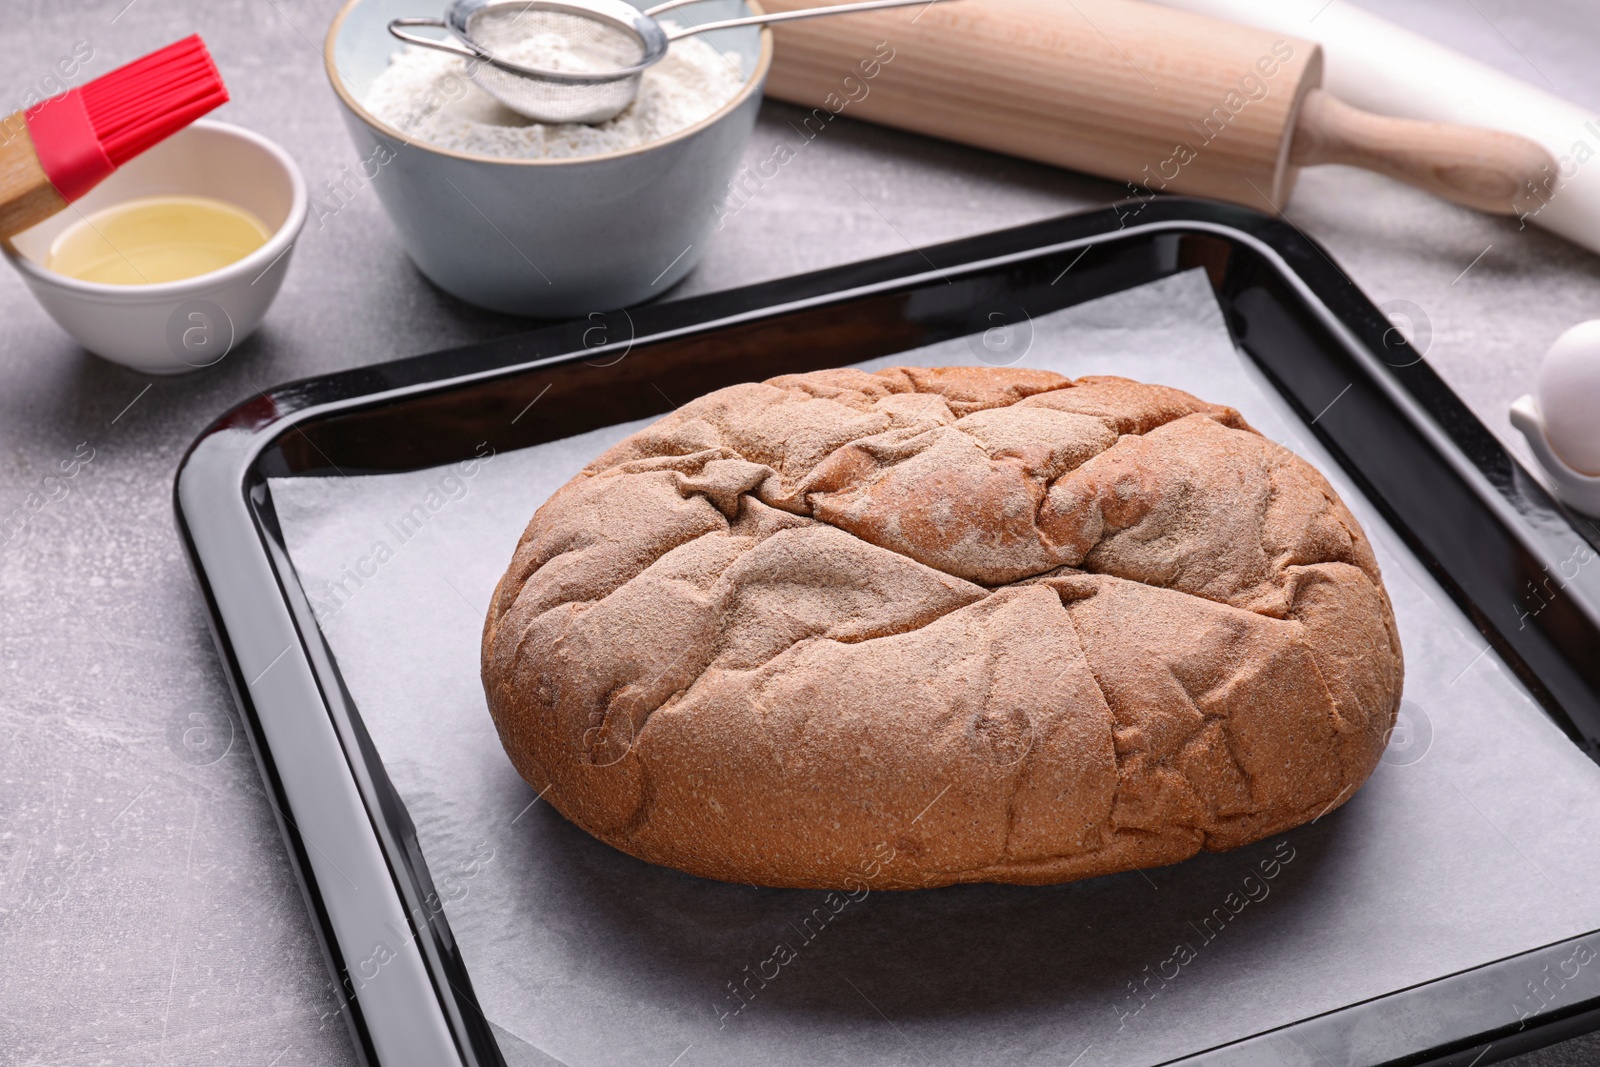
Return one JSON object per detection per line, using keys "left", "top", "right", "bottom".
{"left": 759, "top": 0, "right": 1557, "bottom": 217}
{"left": 1150, "top": 0, "right": 1600, "bottom": 255}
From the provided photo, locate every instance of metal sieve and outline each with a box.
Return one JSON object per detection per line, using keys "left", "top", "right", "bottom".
{"left": 389, "top": 0, "right": 959, "bottom": 126}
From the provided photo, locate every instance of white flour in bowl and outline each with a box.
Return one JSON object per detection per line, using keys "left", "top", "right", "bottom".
{"left": 364, "top": 32, "right": 746, "bottom": 160}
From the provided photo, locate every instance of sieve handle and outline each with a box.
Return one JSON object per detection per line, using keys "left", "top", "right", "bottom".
{"left": 644, "top": 0, "right": 718, "bottom": 14}
{"left": 658, "top": 0, "right": 963, "bottom": 41}
{"left": 387, "top": 17, "right": 483, "bottom": 60}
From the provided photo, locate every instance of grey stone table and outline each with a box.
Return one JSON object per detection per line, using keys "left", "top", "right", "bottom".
{"left": 2, "top": 0, "right": 1597, "bottom": 1064}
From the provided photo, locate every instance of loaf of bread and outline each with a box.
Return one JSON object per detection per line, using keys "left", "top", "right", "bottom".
{"left": 481, "top": 367, "right": 1403, "bottom": 889}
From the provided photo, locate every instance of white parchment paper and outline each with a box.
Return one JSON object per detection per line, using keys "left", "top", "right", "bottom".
{"left": 270, "top": 271, "right": 1600, "bottom": 1067}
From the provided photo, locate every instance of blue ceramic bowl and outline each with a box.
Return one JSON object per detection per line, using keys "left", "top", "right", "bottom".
{"left": 325, "top": 0, "right": 771, "bottom": 316}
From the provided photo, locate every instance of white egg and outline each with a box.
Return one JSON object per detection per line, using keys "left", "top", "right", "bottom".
{"left": 1536, "top": 320, "right": 1600, "bottom": 476}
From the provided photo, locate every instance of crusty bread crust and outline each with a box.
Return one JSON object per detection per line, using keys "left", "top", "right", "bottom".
{"left": 481, "top": 367, "right": 1403, "bottom": 889}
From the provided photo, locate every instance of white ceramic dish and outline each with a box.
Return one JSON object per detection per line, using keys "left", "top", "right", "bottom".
{"left": 1510, "top": 394, "right": 1600, "bottom": 515}
{"left": 325, "top": 0, "right": 771, "bottom": 317}
{"left": 3, "top": 120, "right": 307, "bottom": 375}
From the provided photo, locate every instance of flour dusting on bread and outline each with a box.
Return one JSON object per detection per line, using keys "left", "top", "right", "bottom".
{"left": 481, "top": 367, "right": 1403, "bottom": 889}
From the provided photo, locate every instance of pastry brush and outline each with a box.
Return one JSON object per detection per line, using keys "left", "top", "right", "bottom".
{"left": 0, "top": 35, "right": 228, "bottom": 240}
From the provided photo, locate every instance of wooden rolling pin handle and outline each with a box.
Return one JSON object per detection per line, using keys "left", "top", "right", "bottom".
{"left": 1289, "top": 88, "right": 1557, "bottom": 216}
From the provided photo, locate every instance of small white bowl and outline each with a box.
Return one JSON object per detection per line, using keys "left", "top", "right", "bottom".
{"left": 1510, "top": 394, "right": 1600, "bottom": 515}
{"left": 3, "top": 120, "right": 308, "bottom": 375}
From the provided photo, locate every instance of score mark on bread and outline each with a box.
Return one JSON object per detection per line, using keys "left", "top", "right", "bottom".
{"left": 481, "top": 367, "right": 1403, "bottom": 889}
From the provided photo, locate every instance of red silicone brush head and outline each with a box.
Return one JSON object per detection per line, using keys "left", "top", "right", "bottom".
{"left": 23, "top": 34, "right": 229, "bottom": 203}
{"left": 80, "top": 34, "right": 229, "bottom": 165}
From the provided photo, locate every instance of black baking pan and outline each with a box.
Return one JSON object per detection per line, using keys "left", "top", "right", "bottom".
{"left": 175, "top": 197, "right": 1600, "bottom": 1067}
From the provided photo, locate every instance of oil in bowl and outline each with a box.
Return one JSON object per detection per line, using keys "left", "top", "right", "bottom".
{"left": 46, "top": 195, "right": 271, "bottom": 285}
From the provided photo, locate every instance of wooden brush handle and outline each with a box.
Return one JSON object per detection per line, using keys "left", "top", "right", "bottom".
{"left": 0, "top": 117, "right": 69, "bottom": 239}
{"left": 1290, "top": 89, "right": 1553, "bottom": 215}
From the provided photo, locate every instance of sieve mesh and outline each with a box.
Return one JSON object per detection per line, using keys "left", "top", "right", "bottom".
{"left": 458, "top": 2, "right": 656, "bottom": 124}
{"left": 466, "top": 63, "right": 645, "bottom": 125}
{"left": 466, "top": 6, "right": 647, "bottom": 72}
